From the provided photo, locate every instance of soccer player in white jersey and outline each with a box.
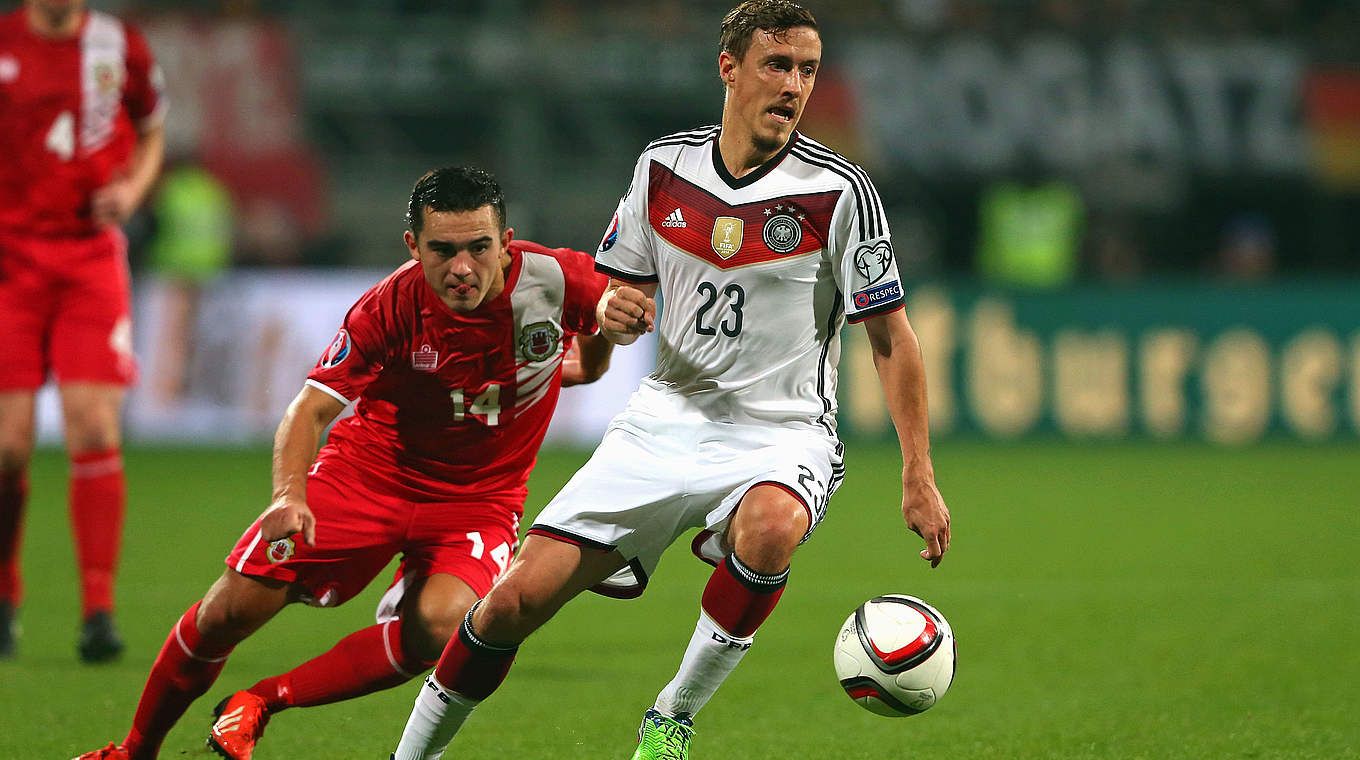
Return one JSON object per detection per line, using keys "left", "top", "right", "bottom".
{"left": 391, "top": 3, "right": 950, "bottom": 759}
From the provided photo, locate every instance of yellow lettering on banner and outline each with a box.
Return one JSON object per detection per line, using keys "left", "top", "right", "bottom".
{"left": 967, "top": 299, "right": 1042, "bottom": 437}
{"left": 1139, "top": 330, "right": 1197, "bottom": 438}
{"left": 1053, "top": 330, "right": 1130, "bottom": 436}
{"left": 1280, "top": 328, "right": 1343, "bottom": 439}
{"left": 908, "top": 287, "right": 957, "bottom": 433}
{"left": 1350, "top": 332, "right": 1360, "bottom": 433}
{"left": 846, "top": 328, "right": 891, "bottom": 437}
{"left": 1201, "top": 328, "right": 1271, "bottom": 444}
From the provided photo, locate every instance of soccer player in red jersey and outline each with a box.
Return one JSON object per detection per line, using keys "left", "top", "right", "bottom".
{"left": 71, "top": 167, "right": 613, "bottom": 760}
{"left": 0, "top": 0, "right": 167, "bottom": 662}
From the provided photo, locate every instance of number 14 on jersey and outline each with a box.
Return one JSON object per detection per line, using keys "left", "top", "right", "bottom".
{"left": 450, "top": 385, "right": 501, "bottom": 426}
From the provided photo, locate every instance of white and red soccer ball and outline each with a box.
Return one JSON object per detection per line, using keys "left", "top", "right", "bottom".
{"left": 833, "top": 595, "right": 956, "bottom": 716}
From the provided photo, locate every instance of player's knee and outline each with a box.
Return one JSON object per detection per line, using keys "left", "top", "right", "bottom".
{"left": 405, "top": 599, "right": 473, "bottom": 662}
{"left": 734, "top": 496, "right": 809, "bottom": 555}
{"left": 63, "top": 417, "right": 121, "bottom": 454}
{"left": 473, "top": 582, "right": 548, "bottom": 644}
{"left": 0, "top": 437, "right": 33, "bottom": 474}
{"left": 193, "top": 595, "right": 255, "bottom": 644}
{"left": 195, "top": 572, "right": 289, "bottom": 644}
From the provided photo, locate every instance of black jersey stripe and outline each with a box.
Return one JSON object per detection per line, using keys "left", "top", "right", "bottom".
{"left": 846, "top": 297, "right": 905, "bottom": 324}
{"left": 649, "top": 124, "right": 719, "bottom": 143}
{"left": 595, "top": 262, "right": 659, "bottom": 283}
{"left": 791, "top": 147, "right": 868, "bottom": 240}
{"left": 794, "top": 138, "right": 888, "bottom": 239}
{"left": 648, "top": 135, "right": 718, "bottom": 151}
{"left": 791, "top": 144, "right": 880, "bottom": 240}
{"left": 647, "top": 126, "right": 720, "bottom": 151}
{"left": 815, "top": 292, "right": 844, "bottom": 436}
{"left": 797, "top": 139, "right": 887, "bottom": 238}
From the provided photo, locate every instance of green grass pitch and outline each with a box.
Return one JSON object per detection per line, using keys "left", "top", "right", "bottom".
{"left": 2, "top": 441, "right": 1358, "bottom": 759}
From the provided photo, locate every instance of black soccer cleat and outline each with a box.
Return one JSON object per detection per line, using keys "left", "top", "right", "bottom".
{"left": 0, "top": 602, "right": 15, "bottom": 658}
{"left": 78, "top": 610, "right": 125, "bottom": 664}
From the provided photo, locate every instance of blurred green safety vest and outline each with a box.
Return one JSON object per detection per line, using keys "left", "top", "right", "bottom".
{"left": 976, "top": 180, "right": 1083, "bottom": 289}
{"left": 149, "top": 165, "right": 234, "bottom": 282}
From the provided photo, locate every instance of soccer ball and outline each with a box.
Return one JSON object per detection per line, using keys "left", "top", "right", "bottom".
{"left": 833, "top": 594, "right": 956, "bottom": 716}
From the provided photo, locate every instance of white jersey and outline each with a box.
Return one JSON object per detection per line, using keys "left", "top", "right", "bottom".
{"left": 595, "top": 126, "right": 901, "bottom": 435}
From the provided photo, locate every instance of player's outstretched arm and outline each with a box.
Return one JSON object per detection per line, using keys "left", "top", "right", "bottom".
{"left": 596, "top": 279, "right": 658, "bottom": 346}
{"left": 561, "top": 333, "right": 615, "bottom": 386}
{"left": 863, "top": 309, "right": 951, "bottom": 568}
{"left": 259, "top": 385, "right": 346, "bottom": 547}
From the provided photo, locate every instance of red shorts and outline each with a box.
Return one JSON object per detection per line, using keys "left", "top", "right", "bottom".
{"left": 225, "top": 454, "right": 521, "bottom": 609}
{"left": 0, "top": 228, "right": 136, "bottom": 390}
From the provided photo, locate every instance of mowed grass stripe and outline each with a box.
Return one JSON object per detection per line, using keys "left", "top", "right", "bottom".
{"left": 1, "top": 443, "right": 1356, "bottom": 759}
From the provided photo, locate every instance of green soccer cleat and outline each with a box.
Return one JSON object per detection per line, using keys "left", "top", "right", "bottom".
{"left": 631, "top": 708, "right": 694, "bottom": 760}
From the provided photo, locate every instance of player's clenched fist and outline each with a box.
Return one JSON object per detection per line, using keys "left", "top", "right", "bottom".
{"left": 597, "top": 284, "right": 656, "bottom": 345}
{"left": 259, "top": 496, "right": 317, "bottom": 547}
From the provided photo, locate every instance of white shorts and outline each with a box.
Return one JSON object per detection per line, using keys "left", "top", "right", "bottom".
{"left": 530, "top": 385, "right": 844, "bottom": 597}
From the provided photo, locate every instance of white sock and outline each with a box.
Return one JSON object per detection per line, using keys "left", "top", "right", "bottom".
{"left": 653, "top": 610, "right": 753, "bottom": 719}
{"left": 392, "top": 674, "right": 479, "bottom": 760}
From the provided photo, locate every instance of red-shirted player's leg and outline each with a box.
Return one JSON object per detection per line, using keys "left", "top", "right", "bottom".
{"left": 60, "top": 382, "right": 129, "bottom": 661}
{"left": 0, "top": 391, "right": 36, "bottom": 657}
{"left": 50, "top": 232, "right": 137, "bottom": 660}
{"left": 121, "top": 569, "right": 292, "bottom": 760}
{"left": 243, "top": 573, "right": 474, "bottom": 712}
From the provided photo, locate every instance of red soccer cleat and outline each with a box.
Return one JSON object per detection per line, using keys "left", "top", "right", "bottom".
{"left": 207, "top": 691, "right": 270, "bottom": 760}
{"left": 70, "top": 743, "right": 130, "bottom": 760}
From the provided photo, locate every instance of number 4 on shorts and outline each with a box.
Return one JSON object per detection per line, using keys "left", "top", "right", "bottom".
{"left": 466, "top": 531, "right": 511, "bottom": 573}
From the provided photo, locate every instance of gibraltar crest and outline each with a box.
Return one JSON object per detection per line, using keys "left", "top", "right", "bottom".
{"left": 266, "top": 537, "right": 295, "bottom": 564}
{"left": 519, "top": 321, "right": 562, "bottom": 362}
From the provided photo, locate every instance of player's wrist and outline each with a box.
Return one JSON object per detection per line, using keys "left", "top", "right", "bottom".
{"left": 600, "top": 326, "right": 641, "bottom": 346}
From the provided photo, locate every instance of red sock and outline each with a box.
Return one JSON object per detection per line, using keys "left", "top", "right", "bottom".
{"left": 0, "top": 470, "right": 27, "bottom": 605}
{"left": 432, "top": 611, "right": 517, "bottom": 700}
{"left": 123, "top": 601, "right": 234, "bottom": 758}
{"left": 68, "top": 448, "right": 125, "bottom": 617}
{"left": 700, "top": 554, "right": 788, "bottom": 638}
{"left": 247, "top": 618, "right": 435, "bottom": 711}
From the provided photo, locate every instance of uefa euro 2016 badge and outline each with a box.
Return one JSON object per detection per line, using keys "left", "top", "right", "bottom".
{"left": 411, "top": 344, "right": 438, "bottom": 372}
{"left": 266, "top": 537, "right": 295, "bottom": 564}
{"left": 519, "top": 321, "right": 562, "bottom": 362}
{"left": 319, "top": 329, "right": 351, "bottom": 368}
{"left": 762, "top": 204, "right": 804, "bottom": 254}
{"left": 711, "top": 217, "right": 744, "bottom": 259}
{"left": 600, "top": 213, "right": 620, "bottom": 252}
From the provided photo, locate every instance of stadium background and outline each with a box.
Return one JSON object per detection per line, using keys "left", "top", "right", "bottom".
{"left": 5, "top": 1, "right": 1359, "bottom": 758}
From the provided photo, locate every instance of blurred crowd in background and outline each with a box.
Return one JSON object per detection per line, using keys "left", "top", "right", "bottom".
{"left": 91, "top": 0, "right": 1358, "bottom": 288}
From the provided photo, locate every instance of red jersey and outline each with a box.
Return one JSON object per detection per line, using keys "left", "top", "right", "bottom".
{"left": 307, "top": 240, "right": 608, "bottom": 504}
{"left": 0, "top": 9, "right": 165, "bottom": 237}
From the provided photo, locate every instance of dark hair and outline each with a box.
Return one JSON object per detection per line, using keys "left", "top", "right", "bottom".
{"left": 406, "top": 166, "right": 506, "bottom": 237}
{"left": 719, "top": 0, "right": 818, "bottom": 64}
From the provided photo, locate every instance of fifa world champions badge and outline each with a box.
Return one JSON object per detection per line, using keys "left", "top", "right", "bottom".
{"left": 711, "top": 217, "right": 744, "bottom": 259}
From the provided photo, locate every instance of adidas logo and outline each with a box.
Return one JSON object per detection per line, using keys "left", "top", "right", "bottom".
{"left": 662, "top": 208, "right": 688, "bottom": 228}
